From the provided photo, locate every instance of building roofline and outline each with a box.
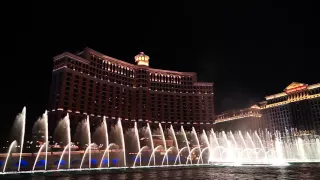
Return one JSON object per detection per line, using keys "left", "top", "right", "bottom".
{"left": 308, "top": 83, "right": 320, "bottom": 90}
{"left": 53, "top": 52, "right": 90, "bottom": 64}
{"left": 84, "top": 47, "right": 197, "bottom": 76}
{"left": 215, "top": 105, "right": 260, "bottom": 117}
{"left": 265, "top": 92, "right": 287, "bottom": 100}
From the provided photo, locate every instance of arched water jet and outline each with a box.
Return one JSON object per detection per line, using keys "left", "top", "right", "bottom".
{"left": 147, "top": 123, "right": 155, "bottom": 166}
{"left": 134, "top": 122, "right": 141, "bottom": 166}
{"left": 80, "top": 143, "right": 93, "bottom": 169}
{"left": 174, "top": 147, "right": 189, "bottom": 165}
{"left": 197, "top": 147, "right": 210, "bottom": 164}
{"left": 18, "top": 107, "right": 26, "bottom": 172}
{"left": 181, "top": 126, "right": 191, "bottom": 164}
{"left": 186, "top": 147, "right": 200, "bottom": 165}
{"left": 161, "top": 146, "right": 176, "bottom": 166}
{"left": 57, "top": 144, "right": 70, "bottom": 170}
{"left": 3, "top": 140, "right": 17, "bottom": 173}
{"left": 148, "top": 145, "right": 162, "bottom": 166}
{"left": 99, "top": 143, "right": 118, "bottom": 168}
{"left": 32, "top": 143, "right": 47, "bottom": 171}
{"left": 133, "top": 146, "right": 149, "bottom": 167}
{"left": 159, "top": 123, "right": 168, "bottom": 165}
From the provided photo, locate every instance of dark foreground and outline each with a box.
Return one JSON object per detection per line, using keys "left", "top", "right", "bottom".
{"left": 2, "top": 163, "right": 320, "bottom": 180}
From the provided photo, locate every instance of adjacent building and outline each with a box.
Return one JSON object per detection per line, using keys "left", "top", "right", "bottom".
{"left": 261, "top": 82, "right": 320, "bottom": 134}
{"left": 48, "top": 47, "right": 214, "bottom": 131}
{"left": 214, "top": 82, "right": 320, "bottom": 135}
{"left": 214, "top": 105, "right": 263, "bottom": 132}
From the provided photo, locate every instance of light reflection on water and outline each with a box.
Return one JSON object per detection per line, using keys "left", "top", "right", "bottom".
{"left": 3, "top": 164, "right": 320, "bottom": 180}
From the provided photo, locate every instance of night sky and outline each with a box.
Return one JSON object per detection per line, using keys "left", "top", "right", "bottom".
{"left": 3, "top": 1, "right": 320, "bottom": 138}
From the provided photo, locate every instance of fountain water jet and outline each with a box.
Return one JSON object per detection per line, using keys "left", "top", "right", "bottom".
{"left": 117, "top": 119, "right": 126, "bottom": 167}
{"left": 170, "top": 125, "right": 180, "bottom": 164}
{"left": 57, "top": 144, "right": 70, "bottom": 170}
{"left": 133, "top": 146, "right": 149, "bottom": 167}
{"left": 99, "top": 117, "right": 109, "bottom": 167}
{"left": 32, "top": 143, "right": 47, "bottom": 171}
{"left": 134, "top": 122, "right": 141, "bottom": 166}
{"left": 86, "top": 116, "right": 92, "bottom": 168}
{"left": 99, "top": 143, "right": 117, "bottom": 168}
{"left": 159, "top": 123, "right": 168, "bottom": 165}
{"left": 197, "top": 147, "right": 210, "bottom": 164}
{"left": 147, "top": 123, "right": 155, "bottom": 165}
{"left": 18, "top": 107, "right": 26, "bottom": 172}
{"left": 61, "top": 114, "right": 72, "bottom": 169}
{"left": 44, "top": 111, "right": 49, "bottom": 170}
{"left": 174, "top": 147, "right": 189, "bottom": 165}
{"left": 209, "top": 129, "right": 220, "bottom": 162}
{"left": 181, "top": 126, "right": 191, "bottom": 164}
{"left": 255, "top": 131, "right": 268, "bottom": 162}
{"left": 162, "top": 146, "right": 176, "bottom": 166}
{"left": 80, "top": 143, "right": 93, "bottom": 169}
{"left": 148, "top": 145, "right": 162, "bottom": 166}
{"left": 3, "top": 141, "right": 17, "bottom": 173}
{"left": 296, "top": 137, "right": 307, "bottom": 161}
{"left": 186, "top": 147, "right": 200, "bottom": 165}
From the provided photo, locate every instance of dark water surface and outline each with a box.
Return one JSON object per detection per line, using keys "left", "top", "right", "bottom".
{"left": 2, "top": 163, "right": 320, "bottom": 180}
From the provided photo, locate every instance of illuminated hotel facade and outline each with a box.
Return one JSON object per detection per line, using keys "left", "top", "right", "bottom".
{"left": 214, "top": 105, "right": 263, "bottom": 132}
{"left": 48, "top": 47, "right": 214, "bottom": 131}
{"left": 214, "top": 82, "right": 320, "bottom": 135}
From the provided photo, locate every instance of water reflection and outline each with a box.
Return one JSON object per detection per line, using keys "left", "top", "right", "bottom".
{"left": 3, "top": 164, "right": 320, "bottom": 180}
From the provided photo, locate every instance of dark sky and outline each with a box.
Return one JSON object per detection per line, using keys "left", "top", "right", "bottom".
{"left": 3, "top": 1, "right": 320, "bottom": 137}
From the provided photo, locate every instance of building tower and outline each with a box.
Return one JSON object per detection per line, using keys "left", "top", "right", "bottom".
{"left": 135, "top": 52, "right": 150, "bottom": 66}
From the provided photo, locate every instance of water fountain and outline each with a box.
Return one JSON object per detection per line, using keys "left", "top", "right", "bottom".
{"left": 80, "top": 143, "right": 93, "bottom": 169}
{"left": 133, "top": 146, "right": 148, "bottom": 167}
{"left": 3, "top": 141, "right": 17, "bottom": 173}
{"left": 0, "top": 107, "right": 320, "bottom": 175}
{"left": 86, "top": 116, "right": 92, "bottom": 168}
{"left": 134, "top": 122, "right": 141, "bottom": 166}
{"left": 181, "top": 126, "right": 191, "bottom": 164}
{"left": 170, "top": 125, "right": 180, "bottom": 164}
{"left": 57, "top": 143, "right": 70, "bottom": 170}
{"left": 99, "top": 117, "right": 109, "bottom": 168}
{"left": 117, "top": 119, "right": 126, "bottom": 167}
{"left": 147, "top": 123, "right": 155, "bottom": 166}
{"left": 159, "top": 123, "right": 168, "bottom": 165}
{"left": 17, "top": 107, "right": 26, "bottom": 172}
{"left": 148, "top": 145, "right": 163, "bottom": 166}
{"left": 32, "top": 143, "right": 47, "bottom": 171}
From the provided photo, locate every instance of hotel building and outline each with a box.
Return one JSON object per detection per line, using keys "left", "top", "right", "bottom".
{"left": 214, "top": 82, "right": 320, "bottom": 135}
{"left": 48, "top": 47, "right": 214, "bottom": 131}
{"left": 214, "top": 105, "right": 263, "bottom": 132}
